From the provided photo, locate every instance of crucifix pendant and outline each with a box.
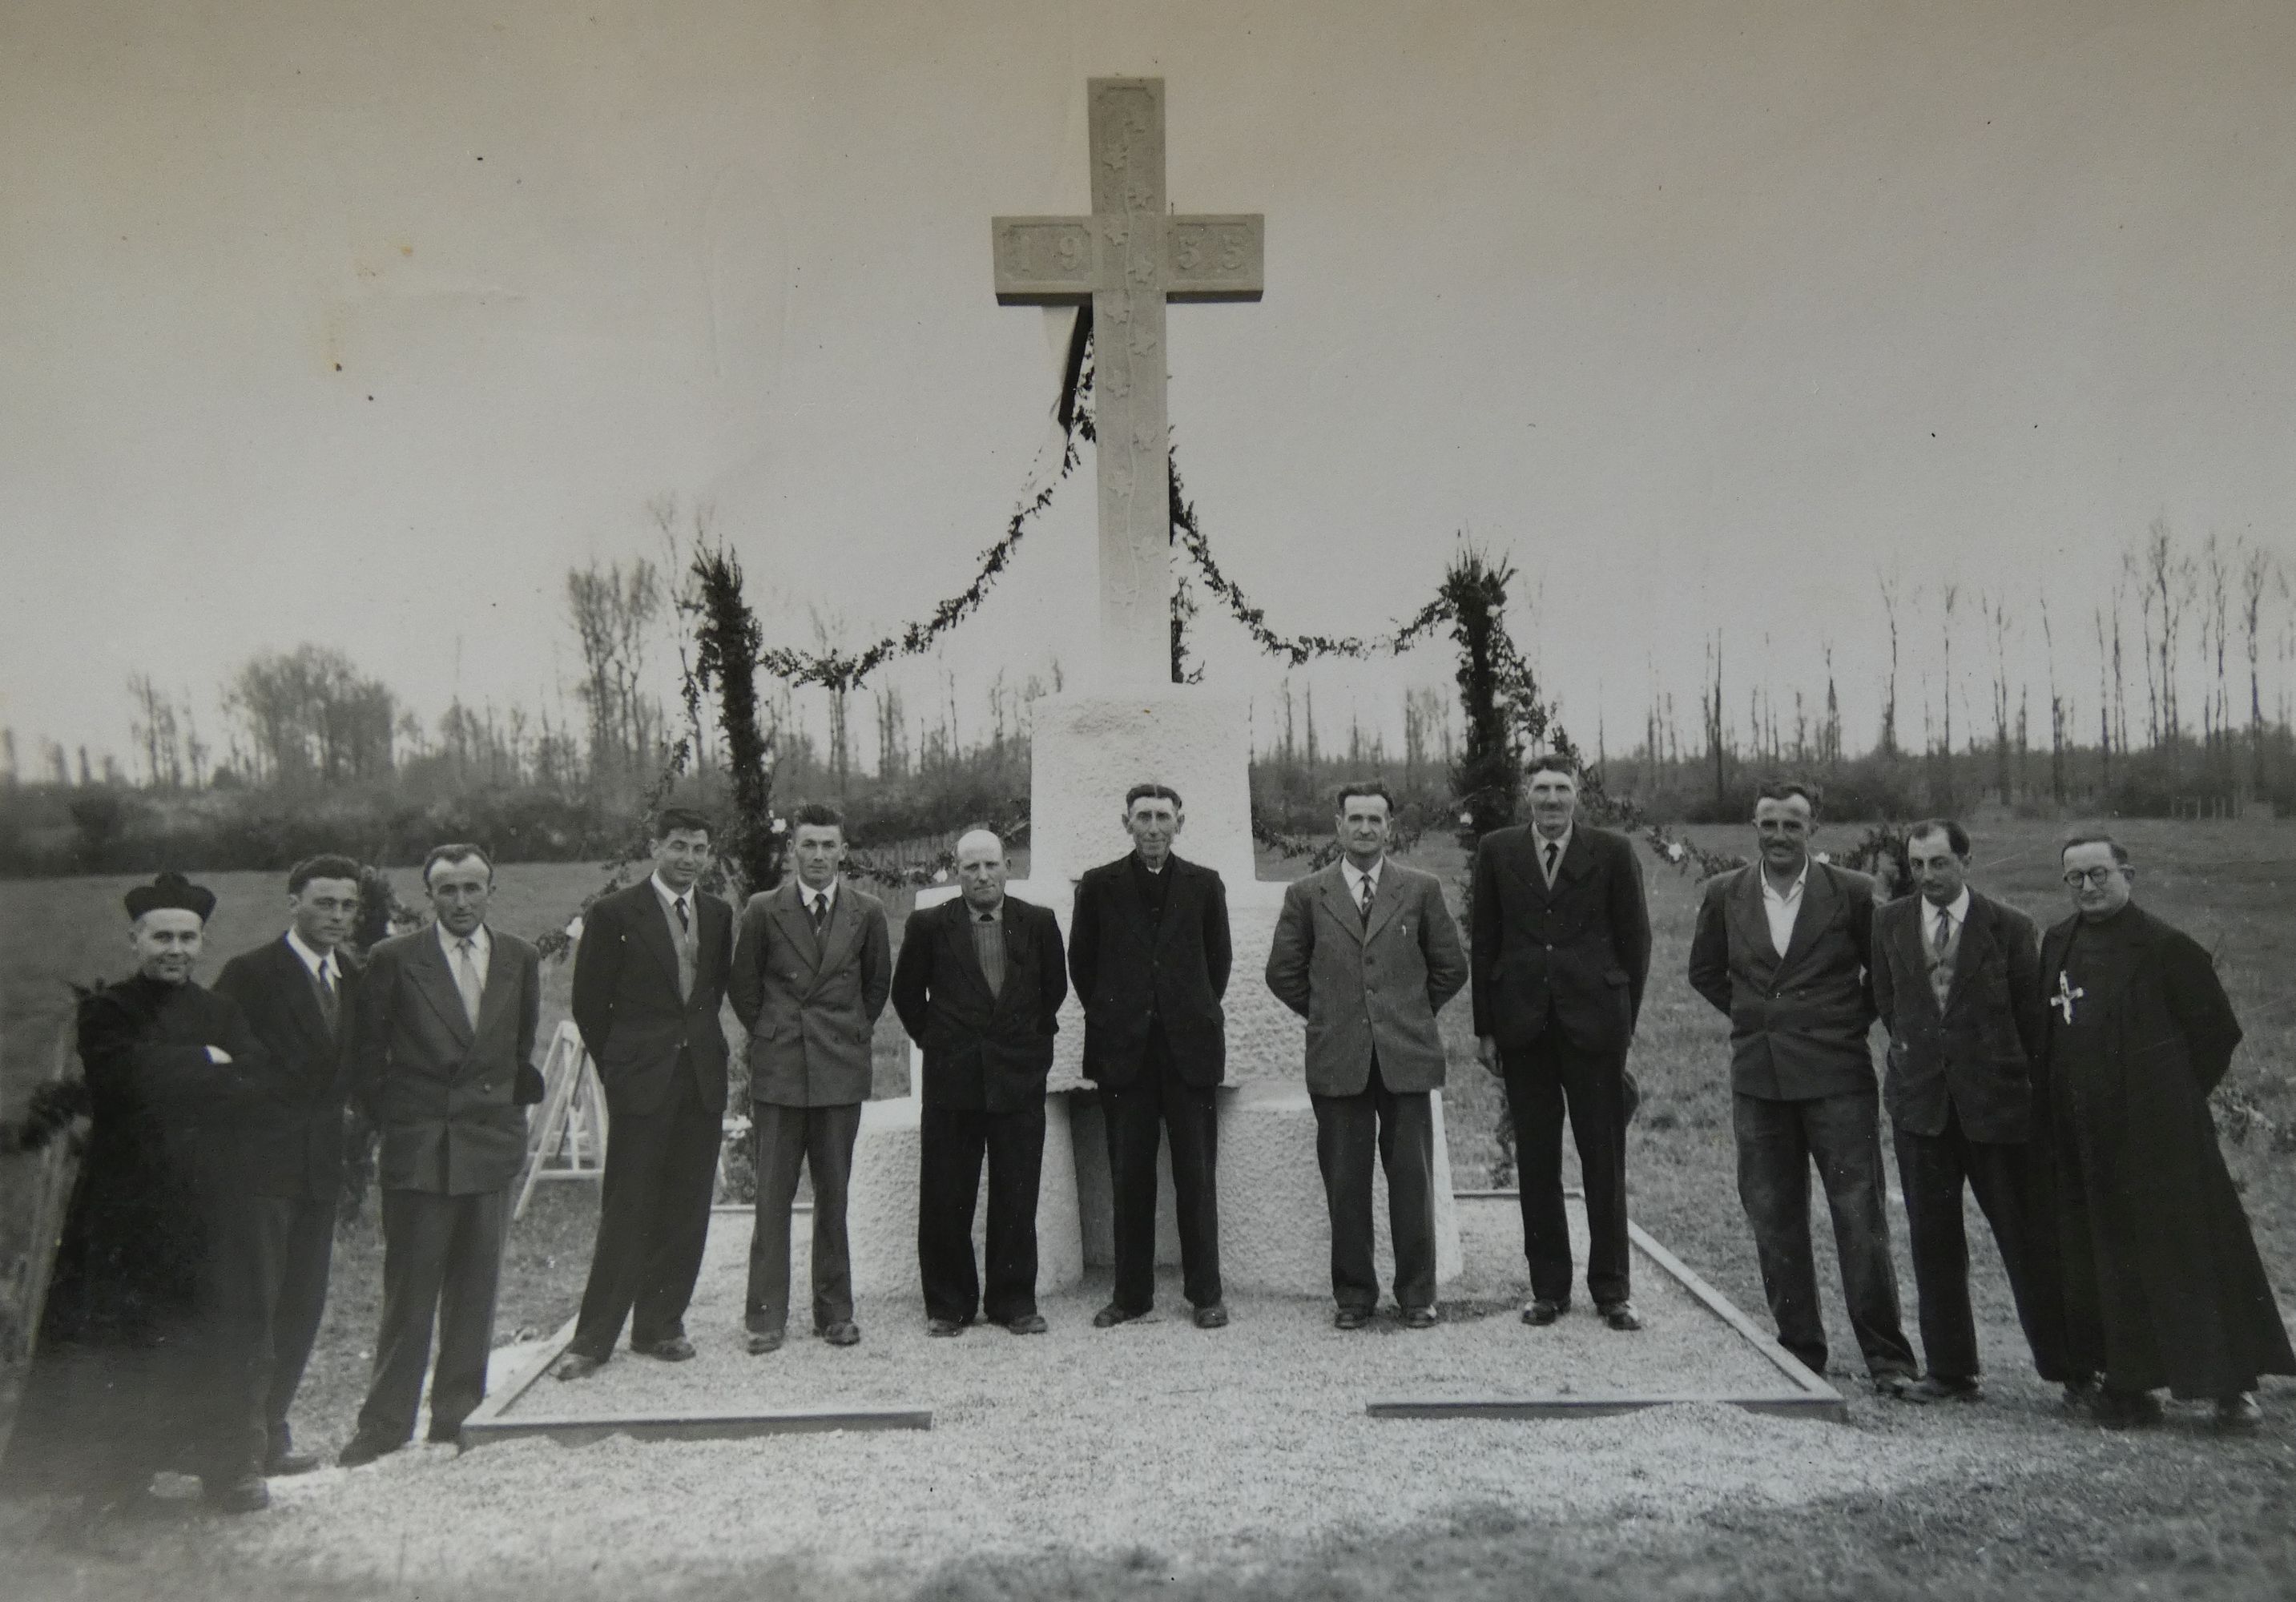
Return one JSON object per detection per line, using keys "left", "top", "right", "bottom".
{"left": 2052, "top": 971, "right": 2085, "bottom": 1024}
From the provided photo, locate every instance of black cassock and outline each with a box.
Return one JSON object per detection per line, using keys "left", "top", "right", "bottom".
{"left": 2042, "top": 904, "right": 2294, "bottom": 1399}
{"left": 1, "top": 974, "right": 268, "bottom": 1499}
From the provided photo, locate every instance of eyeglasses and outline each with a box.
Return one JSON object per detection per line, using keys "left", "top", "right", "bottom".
{"left": 2061, "top": 867, "right": 2125, "bottom": 888}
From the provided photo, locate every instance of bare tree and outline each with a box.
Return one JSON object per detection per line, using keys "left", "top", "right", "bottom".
{"left": 225, "top": 646, "right": 397, "bottom": 787}
{"left": 2241, "top": 541, "right": 2275, "bottom": 797}
{"left": 1986, "top": 596, "right": 2013, "bottom": 803}
{"left": 127, "top": 673, "right": 185, "bottom": 788}
{"left": 566, "top": 557, "right": 665, "bottom": 797}
{"left": 1876, "top": 573, "right": 1903, "bottom": 756}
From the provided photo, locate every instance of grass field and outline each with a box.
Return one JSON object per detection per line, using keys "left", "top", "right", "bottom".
{"left": 2, "top": 816, "right": 2293, "bottom": 1600}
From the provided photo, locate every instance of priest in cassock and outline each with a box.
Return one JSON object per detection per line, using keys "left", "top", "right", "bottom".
{"left": 0, "top": 872, "right": 276, "bottom": 1519}
{"left": 2042, "top": 833, "right": 2294, "bottom": 1430}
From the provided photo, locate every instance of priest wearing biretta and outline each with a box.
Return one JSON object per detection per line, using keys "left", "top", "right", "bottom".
{"left": 0, "top": 871, "right": 280, "bottom": 1521}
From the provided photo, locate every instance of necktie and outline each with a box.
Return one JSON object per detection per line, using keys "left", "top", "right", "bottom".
{"left": 672, "top": 896, "right": 696, "bottom": 1000}
{"left": 313, "top": 956, "right": 340, "bottom": 1032}
{"left": 1544, "top": 840, "right": 1561, "bottom": 884}
{"left": 453, "top": 936, "right": 484, "bottom": 1026}
{"left": 1933, "top": 908, "right": 1953, "bottom": 960}
{"left": 1358, "top": 871, "right": 1375, "bottom": 926}
{"left": 809, "top": 894, "right": 829, "bottom": 937}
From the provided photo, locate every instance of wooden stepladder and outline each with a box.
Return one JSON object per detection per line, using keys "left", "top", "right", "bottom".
{"left": 516, "top": 1020, "right": 609, "bottom": 1220}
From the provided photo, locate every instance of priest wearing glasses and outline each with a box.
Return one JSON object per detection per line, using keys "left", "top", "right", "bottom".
{"left": 2040, "top": 831, "right": 2292, "bottom": 1430}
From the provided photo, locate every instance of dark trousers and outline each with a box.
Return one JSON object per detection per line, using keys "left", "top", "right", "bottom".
{"left": 1310, "top": 1056, "right": 1437, "bottom": 1314}
{"left": 747, "top": 1100, "right": 864, "bottom": 1334}
{"left": 1101, "top": 1032, "right": 1223, "bottom": 1313}
{"left": 1733, "top": 1089, "right": 1916, "bottom": 1379}
{"left": 1895, "top": 1106, "right": 2072, "bottom": 1383}
{"left": 569, "top": 1068, "right": 721, "bottom": 1358}
{"left": 203, "top": 1190, "right": 336, "bottom": 1476}
{"left": 918, "top": 1101, "right": 1045, "bottom": 1324}
{"left": 1504, "top": 1032, "right": 1631, "bottom": 1307}
{"left": 358, "top": 1186, "right": 508, "bottom": 1443}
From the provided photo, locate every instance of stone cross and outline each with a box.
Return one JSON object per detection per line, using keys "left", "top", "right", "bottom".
{"left": 993, "top": 78, "right": 1263, "bottom": 688}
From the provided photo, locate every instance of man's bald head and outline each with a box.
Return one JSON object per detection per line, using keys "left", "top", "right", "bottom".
{"left": 955, "top": 829, "right": 1009, "bottom": 911}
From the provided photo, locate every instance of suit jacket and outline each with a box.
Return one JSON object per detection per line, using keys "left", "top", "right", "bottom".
{"left": 1687, "top": 860, "right": 1879, "bottom": 1101}
{"left": 890, "top": 893, "right": 1067, "bottom": 1114}
{"left": 1264, "top": 859, "right": 1468, "bottom": 1097}
{"left": 728, "top": 878, "right": 892, "bottom": 1108}
{"left": 352, "top": 924, "right": 542, "bottom": 1195}
{"left": 1871, "top": 889, "right": 2046, "bottom": 1143}
{"left": 213, "top": 934, "right": 365, "bottom": 1200}
{"left": 1469, "top": 823, "right": 1651, "bottom": 1054}
{"left": 570, "top": 879, "right": 733, "bottom": 1119}
{"left": 1067, "top": 851, "right": 1233, "bottom": 1089}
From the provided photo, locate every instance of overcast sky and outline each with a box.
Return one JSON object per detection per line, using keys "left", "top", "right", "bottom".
{"left": 4, "top": 0, "right": 2292, "bottom": 773}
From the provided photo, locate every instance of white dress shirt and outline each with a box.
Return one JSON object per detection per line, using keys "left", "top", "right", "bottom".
{"left": 284, "top": 926, "right": 337, "bottom": 989}
{"left": 1340, "top": 856, "right": 1384, "bottom": 910}
{"left": 650, "top": 872, "right": 698, "bottom": 932}
{"left": 436, "top": 920, "right": 493, "bottom": 988}
{"left": 796, "top": 877, "right": 840, "bottom": 923}
{"left": 1533, "top": 824, "right": 1573, "bottom": 887}
{"left": 1760, "top": 863, "right": 1809, "bottom": 958}
{"left": 1928, "top": 887, "right": 1972, "bottom": 952}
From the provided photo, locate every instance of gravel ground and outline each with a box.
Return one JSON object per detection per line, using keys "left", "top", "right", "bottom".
{"left": 181, "top": 1200, "right": 2040, "bottom": 1592}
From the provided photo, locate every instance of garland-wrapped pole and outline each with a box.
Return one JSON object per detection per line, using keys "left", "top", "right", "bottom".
{"left": 687, "top": 543, "right": 781, "bottom": 901}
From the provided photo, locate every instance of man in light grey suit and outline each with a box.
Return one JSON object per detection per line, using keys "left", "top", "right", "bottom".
{"left": 1266, "top": 781, "right": 1468, "bottom": 1329}
{"left": 338, "top": 844, "right": 542, "bottom": 1466}
{"left": 727, "top": 802, "right": 892, "bottom": 1353}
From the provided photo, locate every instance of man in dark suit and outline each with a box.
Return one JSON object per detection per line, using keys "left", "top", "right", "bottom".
{"left": 890, "top": 827, "right": 1068, "bottom": 1336}
{"left": 1266, "top": 781, "right": 1468, "bottom": 1329}
{"left": 339, "top": 843, "right": 542, "bottom": 1465}
{"left": 1471, "top": 755, "right": 1652, "bottom": 1331}
{"left": 551, "top": 807, "right": 734, "bottom": 1380}
{"left": 1069, "top": 783, "right": 1233, "bottom": 1330}
{"left": 727, "top": 801, "right": 892, "bottom": 1354}
{"left": 2041, "top": 832, "right": 2293, "bottom": 1429}
{"left": 1871, "top": 819, "right": 2072, "bottom": 1403}
{"left": 211, "top": 855, "right": 366, "bottom": 1479}
{"left": 1687, "top": 780, "right": 1919, "bottom": 1395}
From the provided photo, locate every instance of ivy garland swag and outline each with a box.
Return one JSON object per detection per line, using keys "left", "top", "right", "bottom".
{"left": 576, "top": 311, "right": 1760, "bottom": 928}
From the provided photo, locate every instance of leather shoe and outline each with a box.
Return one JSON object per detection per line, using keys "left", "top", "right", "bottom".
{"left": 632, "top": 1335, "right": 696, "bottom": 1362}
{"left": 2092, "top": 1387, "right": 2164, "bottom": 1429}
{"left": 425, "top": 1423, "right": 464, "bottom": 1447}
{"left": 1093, "top": 1302, "right": 1148, "bottom": 1329}
{"left": 2061, "top": 1375, "right": 2101, "bottom": 1410}
{"left": 1001, "top": 1313, "right": 1049, "bottom": 1335}
{"left": 1872, "top": 1371, "right": 1920, "bottom": 1400}
{"left": 820, "top": 1322, "right": 861, "bottom": 1347}
{"left": 1521, "top": 1298, "right": 1568, "bottom": 1327}
{"left": 336, "top": 1431, "right": 404, "bottom": 1469}
{"left": 264, "top": 1447, "right": 321, "bottom": 1477}
{"left": 926, "top": 1317, "right": 966, "bottom": 1338}
{"left": 2215, "top": 1392, "right": 2262, "bottom": 1431}
{"left": 1597, "top": 1300, "right": 1643, "bottom": 1333}
{"left": 1333, "top": 1307, "right": 1371, "bottom": 1330}
{"left": 1400, "top": 1306, "right": 1440, "bottom": 1330}
{"left": 1192, "top": 1303, "right": 1229, "bottom": 1330}
{"left": 745, "top": 1328, "right": 785, "bottom": 1354}
{"left": 202, "top": 1473, "right": 270, "bottom": 1515}
{"left": 1907, "top": 1375, "right": 1983, "bottom": 1403}
{"left": 550, "top": 1350, "right": 606, "bottom": 1382}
